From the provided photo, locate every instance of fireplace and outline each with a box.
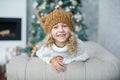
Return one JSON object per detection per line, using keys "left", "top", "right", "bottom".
{"left": 0, "top": 18, "right": 21, "bottom": 40}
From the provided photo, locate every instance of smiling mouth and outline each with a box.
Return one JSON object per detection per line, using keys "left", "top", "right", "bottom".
{"left": 57, "top": 34, "right": 66, "bottom": 38}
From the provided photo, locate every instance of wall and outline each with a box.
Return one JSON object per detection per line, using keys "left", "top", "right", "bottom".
{"left": 81, "top": 0, "right": 98, "bottom": 42}
{"left": 0, "top": 0, "right": 27, "bottom": 64}
{"left": 98, "top": 0, "right": 120, "bottom": 59}
{"left": 82, "top": 0, "right": 120, "bottom": 59}
{"left": 27, "top": 0, "right": 34, "bottom": 42}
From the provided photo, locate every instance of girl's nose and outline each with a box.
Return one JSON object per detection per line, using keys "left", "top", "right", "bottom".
{"left": 59, "top": 26, "right": 64, "bottom": 31}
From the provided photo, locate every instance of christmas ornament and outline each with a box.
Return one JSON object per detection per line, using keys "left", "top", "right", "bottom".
{"left": 70, "top": 5, "right": 75, "bottom": 9}
{"left": 55, "top": 4, "right": 61, "bottom": 9}
{"left": 50, "top": 2, "right": 55, "bottom": 8}
{"left": 38, "top": 27, "right": 41, "bottom": 30}
{"left": 32, "top": 15, "right": 35, "bottom": 19}
{"left": 40, "top": 12, "right": 44, "bottom": 17}
{"left": 74, "top": 12, "right": 82, "bottom": 22}
{"left": 32, "top": 1, "right": 38, "bottom": 8}
{"left": 65, "top": 7, "right": 70, "bottom": 12}
{"left": 38, "top": 1, "right": 46, "bottom": 10}
{"left": 37, "top": 20, "right": 40, "bottom": 24}
{"left": 70, "top": 0, "right": 77, "bottom": 5}
{"left": 30, "top": 44, "right": 39, "bottom": 57}
{"left": 58, "top": 0, "right": 63, "bottom": 5}
{"left": 75, "top": 25, "right": 82, "bottom": 31}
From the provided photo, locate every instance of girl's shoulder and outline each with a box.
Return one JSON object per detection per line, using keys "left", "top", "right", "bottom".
{"left": 77, "top": 39, "right": 86, "bottom": 50}
{"left": 77, "top": 39, "right": 84, "bottom": 44}
{"left": 37, "top": 45, "right": 51, "bottom": 53}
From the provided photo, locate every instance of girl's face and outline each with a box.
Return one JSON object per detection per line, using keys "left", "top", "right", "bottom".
{"left": 51, "top": 23, "right": 71, "bottom": 44}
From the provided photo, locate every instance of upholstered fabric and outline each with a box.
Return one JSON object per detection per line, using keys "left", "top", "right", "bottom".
{"left": 7, "top": 41, "right": 120, "bottom": 80}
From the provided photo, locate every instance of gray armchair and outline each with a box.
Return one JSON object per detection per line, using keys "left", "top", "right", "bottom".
{"left": 7, "top": 41, "right": 120, "bottom": 80}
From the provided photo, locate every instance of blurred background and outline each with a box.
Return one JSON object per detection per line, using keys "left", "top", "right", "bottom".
{"left": 0, "top": 0, "right": 120, "bottom": 79}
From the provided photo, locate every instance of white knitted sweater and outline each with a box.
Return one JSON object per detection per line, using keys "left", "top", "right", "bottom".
{"left": 36, "top": 39, "right": 89, "bottom": 64}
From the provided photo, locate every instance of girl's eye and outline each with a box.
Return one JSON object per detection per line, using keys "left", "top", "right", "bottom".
{"left": 63, "top": 25, "right": 67, "bottom": 27}
{"left": 53, "top": 26, "right": 58, "bottom": 29}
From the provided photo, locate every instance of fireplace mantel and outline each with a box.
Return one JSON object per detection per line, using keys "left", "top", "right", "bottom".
{"left": 0, "top": 18, "right": 21, "bottom": 40}
{"left": 0, "top": 0, "right": 26, "bottom": 47}
{"left": 0, "top": 0, "right": 27, "bottom": 64}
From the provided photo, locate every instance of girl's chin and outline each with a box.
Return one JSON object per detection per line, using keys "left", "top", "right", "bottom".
{"left": 56, "top": 39, "right": 66, "bottom": 42}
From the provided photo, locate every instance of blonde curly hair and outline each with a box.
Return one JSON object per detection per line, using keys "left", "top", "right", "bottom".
{"left": 43, "top": 32, "right": 78, "bottom": 55}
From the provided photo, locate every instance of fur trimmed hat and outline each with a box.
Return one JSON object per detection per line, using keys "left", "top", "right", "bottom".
{"left": 40, "top": 10, "right": 75, "bottom": 34}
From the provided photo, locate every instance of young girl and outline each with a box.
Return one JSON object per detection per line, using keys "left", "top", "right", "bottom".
{"left": 36, "top": 10, "right": 89, "bottom": 72}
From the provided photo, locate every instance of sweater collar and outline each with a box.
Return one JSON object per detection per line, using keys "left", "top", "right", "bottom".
{"left": 51, "top": 44, "right": 68, "bottom": 53}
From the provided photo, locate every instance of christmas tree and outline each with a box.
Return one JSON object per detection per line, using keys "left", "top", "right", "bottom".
{"left": 22, "top": 0, "right": 88, "bottom": 55}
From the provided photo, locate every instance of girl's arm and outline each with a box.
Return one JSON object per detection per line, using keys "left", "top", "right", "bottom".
{"left": 62, "top": 40, "right": 89, "bottom": 64}
{"left": 73, "top": 41, "right": 89, "bottom": 61}
{"left": 36, "top": 48, "right": 64, "bottom": 72}
{"left": 50, "top": 56, "right": 64, "bottom": 72}
{"left": 36, "top": 46, "right": 53, "bottom": 64}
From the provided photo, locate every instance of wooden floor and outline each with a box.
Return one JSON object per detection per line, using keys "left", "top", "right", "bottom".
{"left": 0, "top": 64, "right": 6, "bottom": 80}
{"left": 0, "top": 74, "right": 6, "bottom": 80}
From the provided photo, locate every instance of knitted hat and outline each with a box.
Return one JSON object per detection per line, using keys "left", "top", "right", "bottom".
{"left": 40, "top": 10, "right": 75, "bottom": 34}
